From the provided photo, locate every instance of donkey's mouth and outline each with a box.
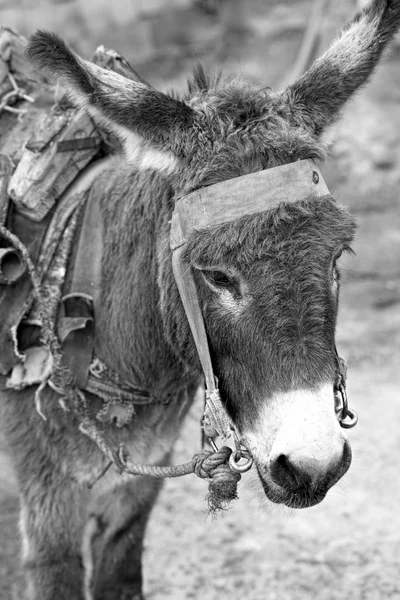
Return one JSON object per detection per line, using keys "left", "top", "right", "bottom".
{"left": 256, "top": 454, "right": 351, "bottom": 509}
{"left": 261, "top": 481, "right": 328, "bottom": 509}
{"left": 257, "top": 474, "right": 328, "bottom": 509}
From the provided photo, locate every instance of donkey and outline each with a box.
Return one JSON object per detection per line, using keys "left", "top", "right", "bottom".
{"left": 1, "top": 1, "right": 400, "bottom": 598}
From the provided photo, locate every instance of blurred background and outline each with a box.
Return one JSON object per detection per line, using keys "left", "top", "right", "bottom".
{"left": 1, "top": 1, "right": 400, "bottom": 599}
{"left": 0, "top": 0, "right": 382, "bottom": 87}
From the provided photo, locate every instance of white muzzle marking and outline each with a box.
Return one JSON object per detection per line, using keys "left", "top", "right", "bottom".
{"left": 243, "top": 384, "right": 347, "bottom": 486}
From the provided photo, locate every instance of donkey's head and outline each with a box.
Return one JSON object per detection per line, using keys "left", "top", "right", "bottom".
{"left": 27, "top": 0, "right": 400, "bottom": 508}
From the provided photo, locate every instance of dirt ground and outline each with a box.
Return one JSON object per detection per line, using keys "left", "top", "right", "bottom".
{"left": 1, "top": 2, "right": 400, "bottom": 599}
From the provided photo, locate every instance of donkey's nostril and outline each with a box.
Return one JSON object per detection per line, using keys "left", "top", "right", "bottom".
{"left": 270, "top": 453, "right": 312, "bottom": 490}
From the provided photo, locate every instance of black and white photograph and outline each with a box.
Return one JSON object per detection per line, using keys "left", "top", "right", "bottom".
{"left": 0, "top": 0, "right": 399, "bottom": 598}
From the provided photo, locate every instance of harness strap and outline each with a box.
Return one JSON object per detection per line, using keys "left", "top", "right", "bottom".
{"left": 172, "top": 247, "right": 232, "bottom": 440}
{"left": 57, "top": 168, "right": 104, "bottom": 388}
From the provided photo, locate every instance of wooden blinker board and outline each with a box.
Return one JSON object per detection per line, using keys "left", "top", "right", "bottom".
{"left": 170, "top": 159, "right": 330, "bottom": 250}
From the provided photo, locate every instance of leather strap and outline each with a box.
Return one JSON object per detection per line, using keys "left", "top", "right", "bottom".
{"left": 57, "top": 160, "right": 106, "bottom": 388}
{"left": 172, "top": 247, "right": 231, "bottom": 439}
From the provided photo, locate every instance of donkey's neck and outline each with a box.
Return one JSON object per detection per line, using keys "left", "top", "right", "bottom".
{"left": 93, "top": 160, "right": 195, "bottom": 398}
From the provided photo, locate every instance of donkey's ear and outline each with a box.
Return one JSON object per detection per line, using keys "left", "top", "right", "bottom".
{"left": 282, "top": 0, "right": 400, "bottom": 136}
{"left": 26, "top": 31, "right": 195, "bottom": 173}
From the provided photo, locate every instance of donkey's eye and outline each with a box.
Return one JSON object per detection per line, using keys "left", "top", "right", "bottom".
{"left": 202, "top": 270, "right": 234, "bottom": 288}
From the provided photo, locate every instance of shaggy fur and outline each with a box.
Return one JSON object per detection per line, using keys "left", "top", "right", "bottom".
{"left": 1, "top": 2, "right": 399, "bottom": 598}
{"left": 184, "top": 196, "right": 356, "bottom": 428}
{"left": 26, "top": 31, "right": 194, "bottom": 149}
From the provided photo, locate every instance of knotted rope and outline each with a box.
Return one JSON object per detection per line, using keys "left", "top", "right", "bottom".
{"left": 119, "top": 444, "right": 241, "bottom": 512}
{"left": 64, "top": 388, "right": 242, "bottom": 512}
{"left": 67, "top": 385, "right": 242, "bottom": 511}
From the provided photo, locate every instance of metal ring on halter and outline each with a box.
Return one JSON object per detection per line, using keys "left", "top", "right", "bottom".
{"left": 229, "top": 449, "right": 253, "bottom": 473}
{"left": 337, "top": 383, "right": 358, "bottom": 429}
{"left": 340, "top": 406, "right": 358, "bottom": 429}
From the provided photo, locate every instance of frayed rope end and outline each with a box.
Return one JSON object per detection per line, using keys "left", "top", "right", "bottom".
{"left": 206, "top": 470, "right": 240, "bottom": 514}
{"left": 193, "top": 446, "right": 241, "bottom": 515}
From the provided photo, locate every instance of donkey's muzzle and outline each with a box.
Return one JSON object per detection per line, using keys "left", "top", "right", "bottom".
{"left": 269, "top": 439, "right": 352, "bottom": 498}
